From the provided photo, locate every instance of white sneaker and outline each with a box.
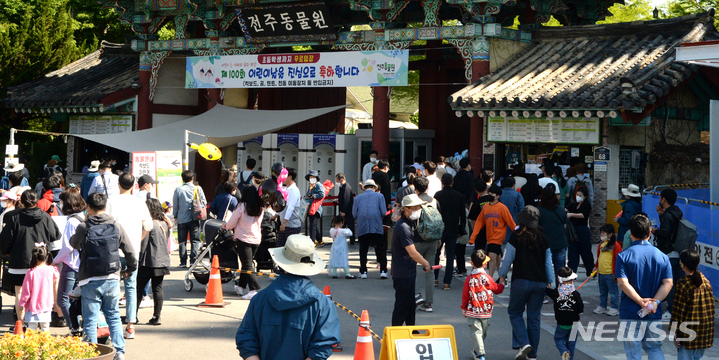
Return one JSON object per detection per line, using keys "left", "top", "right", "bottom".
{"left": 380, "top": 271, "right": 388, "bottom": 279}
{"left": 662, "top": 311, "right": 671, "bottom": 321}
{"left": 119, "top": 296, "right": 126, "bottom": 306}
{"left": 360, "top": 273, "right": 368, "bottom": 279}
{"left": 593, "top": 306, "right": 607, "bottom": 315}
{"left": 241, "top": 290, "right": 257, "bottom": 300}
{"left": 234, "top": 285, "right": 244, "bottom": 296}
{"left": 562, "top": 350, "right": 571, "bottom": 360}
{"left": 515, "top": 344, "right": 532, "bottom": 360}
{"left": 606, "top": 308, "right": 619, "bottom": 316}
{"left": 139, "top": 296, "right": 153, "bottom": 309}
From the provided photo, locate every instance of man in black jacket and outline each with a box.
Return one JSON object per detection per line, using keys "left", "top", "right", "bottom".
{"left": 452, "top": 158, "right": 475, "bottom": 207}
{"left": 335, "top": 173, "right": 355, "bottom": 245}
{"left": 371, "top": 160, "right": 392, "bottom": 224}
{"left": 0, "top": 190, "right": 61, "bottom": 319}
{"left": 433, "top": 173, "right": 467, "bottom": 290}
{"left": 653, "top": 188, "right": 683, "bottom": 317}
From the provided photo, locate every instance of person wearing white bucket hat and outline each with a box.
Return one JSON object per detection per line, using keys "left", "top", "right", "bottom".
{"left": 236, "top": 234, "right": 341, "bottom": 360}
{"left": 616, "top": 184, "right": 643, "bottom": 243}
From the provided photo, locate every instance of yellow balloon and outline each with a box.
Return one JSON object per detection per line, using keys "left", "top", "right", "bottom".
{"left": 190, "top": 142, "right": 222, "bottom": 161}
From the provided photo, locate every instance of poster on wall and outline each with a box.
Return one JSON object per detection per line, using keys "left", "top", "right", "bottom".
{"left": 487, "top": 117, "right": 600, "bottom": 144}
{"left": 69, "top": 115, "right": 132, "bottom": 135}
{"left": 155, "top": 151, "right": 183, "bottom": 206}
{"left": 185, "top": 50, "right": 409, "bottom": 89}
{"left": 132, "top": 152, "right": 157, "bottom": 197}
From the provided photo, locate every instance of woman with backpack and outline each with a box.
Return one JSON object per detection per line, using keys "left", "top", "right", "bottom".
{"left": 136, "top": 198, "right": 171, "bottom": 325}
{"left": 566, "top": 187, "right": 594, "bottom": 277}
{"left": 223, "top": 185, "right": 265, "bottom": 300}
{"left": 615, "top": 184, "right": 642, "bottom": 243}
{"left": 54, "top": 188, "right": 86, "bottom": 332}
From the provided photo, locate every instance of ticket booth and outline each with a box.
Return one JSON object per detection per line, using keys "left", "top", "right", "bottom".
{"left": 270, "top": 133, "right": 303, "bottom": 188}
{"left": 236, "top": 135, "right": 270, "bottom": 174}
{"left": 302, "top": 134, "right": 359, "bottom": 196}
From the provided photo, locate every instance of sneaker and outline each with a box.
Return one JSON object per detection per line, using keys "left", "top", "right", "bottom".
{"left": 241, "top": 290, "right": 257, "bottom": 300}
{"left": 139, "top": 296, "right": 153, "bottom": 309}
{"left": 148, "top": 316, "right": 161, "bottom": 326}
{"left": 662, "top": 311, "right": 671, "bottom": 321}
{"left": 454, "top": 271, "right": 465, "bottom": 279}
{"left": 443, "top": 284, "right": 451, "bottom": 290}
{"left": 434, "top": 280, "right": 439, "bottom": 287}
{"left": 114, "top": 352, "right": 125, "bottom": 360}
{"left": 415, "top": 293, "right": 425, "bottom": 306}
{"left": 380, "top": 271, "right": 388, "bottom": 279}
{"left": 593, "top": 306, "right": 607, "bottom": 315}
{"left": 178, "top": 263, "right": 188, "bottom": 268}
{"left": 606, "top": 308, "right": 619, "bottom": 316}
{"left": 515, "top": 344, "right": 532, "bottom": 360}
{"left": 418, "top": 303, "right": 433, "bottom": 312}
{"left": 51, "top": 312, "right": 66, "bottom": 328}
{"left": 119, "top": 296, "right": 126, "bottom": 306}
{"left": 123, "top": 326, "right": 135, "bottom": 339}
{"left": 315, "top": 241, "right": 325, "bottom": 248}
{"left": 345, "top": 275, "right": 357, "bottom": 279}
{"left": 234, "top": 285, "right": 244, "bottom": 296}
{"left": 472, "top": 350, "right": 484, "bottom": 360}
{"left": 562, "top": 350, "right": 571, "bottom": 360}
{"left": 360, "top": 273, "right": 368, "bottom": 279}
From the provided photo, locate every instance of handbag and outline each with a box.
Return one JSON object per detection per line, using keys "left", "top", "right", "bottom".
{"left": 551, "top": 207, "right": 577, "bottom": 243}
{"left": 192, "top": 187, "right": 207, "bottom": 221}
{"left": 221, "top": 195, "right": 234, "bottom": 223}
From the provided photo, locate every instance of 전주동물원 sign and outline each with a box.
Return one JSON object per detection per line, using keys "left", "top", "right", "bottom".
{"left": 185, "top": 50, "right": 409, "bottom": 89}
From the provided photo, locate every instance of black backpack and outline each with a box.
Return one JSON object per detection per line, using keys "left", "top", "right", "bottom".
{"left": 83, "top": 221, "right": 121, "bottom": 276}
{"left": 237, "top": 171, "right": 255, "bottom": 191}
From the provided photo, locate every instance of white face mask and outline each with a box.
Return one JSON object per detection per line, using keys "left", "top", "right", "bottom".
{"left": 409, "top": 210, "right": 421, "bottom": 220}
{"left": 600, "top": 235, "right": 608, "bottom": 241}
{"left": 309, "top": 178, "right": 317, "bottom": 184}
{"left": 437, "top": 164, "right": 445, "bottom": 169}
{"left": 370, "top": 157, "right": 377, "bottom": 164}
{"left": 576, "top": 196, "right": 584, "bottom": 203}
{"left": 335, "top": 182, "right": 341, "bottom": 188}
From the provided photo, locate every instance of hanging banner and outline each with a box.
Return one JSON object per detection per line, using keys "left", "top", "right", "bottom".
{"left": 155, "top": 151, "right": 183, "bottom": 206}
{"left": 185, "top": 50, "right": 409, "bottom": 89}
{"left": 236, "top": 2, "right": 336, "bottom": 43}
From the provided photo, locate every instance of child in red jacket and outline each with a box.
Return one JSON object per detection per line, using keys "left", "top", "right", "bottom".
{"left": 461, "top": 249, "right": 505, "bottom": 360}
{"left": 592, "top": 224, "right": 622, "bottom": 316}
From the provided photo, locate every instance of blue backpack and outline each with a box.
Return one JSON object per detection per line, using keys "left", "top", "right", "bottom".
{"left": 83, "top": 221, "right": 121, "bottom": 276}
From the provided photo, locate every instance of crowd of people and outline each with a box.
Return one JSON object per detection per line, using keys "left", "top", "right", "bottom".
{"left": 0, "top": 152, "right": 715, "bottom": 360}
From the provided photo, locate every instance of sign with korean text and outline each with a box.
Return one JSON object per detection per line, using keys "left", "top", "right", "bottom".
{"left": 155, "top": 151, "right": 183, "bottom": 206}
{"left": 132, "top": 151, "right": 157, "bottom": 197}
{"left": 313, "top": 134, "right": 336, "bottom": 149}
{"left": 395, "top": 338, "right": 454, "bottom": 360}
{"left": 487, "top": 117, "right": 600, "bottom": 145}
{"left": 69, "top": 115, "right": 132, "bottom": 135}
{"left": 236, "top": 2, "right": 335, "bottom": 43}
{"left": 186, "top": 50, "right": 409, "bottom": 89}
{"left": 594, "top": 146, "right": 611, "bottom": 162}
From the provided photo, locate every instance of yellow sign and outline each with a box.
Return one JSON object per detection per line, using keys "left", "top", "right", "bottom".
{"left": 379, "top": 325, "right": 458, "bottom": 360}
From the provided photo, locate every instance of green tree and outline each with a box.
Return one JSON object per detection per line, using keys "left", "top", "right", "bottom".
{"left": 664, "top": 0, "right": 719, "bottom": 28}
{"left": 67, "top": 0, "right": 130, "bottom": 54}
{"left": 598, "top": 0, "right": 654, "bottom": 24}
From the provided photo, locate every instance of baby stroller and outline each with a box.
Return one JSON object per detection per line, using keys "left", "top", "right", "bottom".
{"left": 183, "top": 219, "right": 238, "bottom": 292}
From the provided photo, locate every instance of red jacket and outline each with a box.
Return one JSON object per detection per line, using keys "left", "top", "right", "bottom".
{"left": 594, "top": 240, "right": 622, "bottom": 278}
{"left": 461, "top": 268, "right": 505, "bottom": 318}
{"left": 37, "top": 190, "right": 60, "bottom": 217}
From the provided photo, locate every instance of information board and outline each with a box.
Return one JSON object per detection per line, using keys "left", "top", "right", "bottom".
{"left": 487, "top": 117, "right": 600, "bottom": 144}
{"left": 155, "top": 151, "right": 183, "bottom": 206}
{"left": 395, "top": 338, "right": 454, "bottom": 360}
{"left": 69, "top": 115, "right": 132, "bottom": 135}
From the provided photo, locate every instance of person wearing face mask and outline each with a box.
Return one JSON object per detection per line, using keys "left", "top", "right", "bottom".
{"left": 566, "top": 187, "right": 594, "bottom": 277}
{"left": 362, "top": 150, "right": 379, "bottom": 183}
{"left": 435, "top": 156, "right": 456, "bottom": 177}
{"left": 592, "top": 224, "right": 622, "bottom": 317}
{"left": 334, "top": 173, "right": 355, "bottom": 246}
{"left": 391, "top": 194, "right": 431, "bottom": 326}
{"left": 305, "top": 171, "right": 326, "bottom": 247}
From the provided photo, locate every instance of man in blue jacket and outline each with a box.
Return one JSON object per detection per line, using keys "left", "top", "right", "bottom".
{"left": 236, "top": 234, "right": 341, "bottom": 360}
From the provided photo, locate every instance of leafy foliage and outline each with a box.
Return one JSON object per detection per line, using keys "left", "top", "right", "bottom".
{"left": 598, "top": 0, "right": 654, "bottom": 24}
{"left": 67, "top": 0, "right": 130, "bottom": 55}
{"left": 664, "top": 0, "right": 719, "bottom": 28}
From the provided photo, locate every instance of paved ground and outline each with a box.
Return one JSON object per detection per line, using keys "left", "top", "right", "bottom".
{"left": 1, "top": 238, "right": 717, "bottom": 359}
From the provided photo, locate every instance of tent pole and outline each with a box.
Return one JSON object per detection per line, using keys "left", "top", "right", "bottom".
{"left": 184, "top": 129, "right": 189, "bottom": 171}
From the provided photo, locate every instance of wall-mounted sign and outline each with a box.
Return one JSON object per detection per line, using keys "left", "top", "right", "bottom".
{"left": 313, "top": 134, "right": 336, "bottom": 149}
{"left": 69, "top": 115, "right": 132, "bottom": 135}
{"left": 186, "top": 50, "right": 409, "bottom": 89}
{"left": 487, "top": 117, "right": 600, "bottom": 145}
{"left": 594, "top": 146, "right": 611, "bottom": 162}
{"left": 236, "top": 2, "right": 335, "bottom": 43}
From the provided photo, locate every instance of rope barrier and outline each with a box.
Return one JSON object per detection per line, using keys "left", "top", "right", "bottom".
{"left": 214, "top": 266, "right": 384, "bottom": 342}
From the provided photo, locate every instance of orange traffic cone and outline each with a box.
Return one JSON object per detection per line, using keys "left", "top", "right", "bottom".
{"left": 323, "top": 286, "right": 332, "bottom": 299}
{"left": 323, "top": 286, "right": 343, "bottom": 352}
{"left": 13, "top": 320, "right": 23, "bottom": 335}
{"left": 198, "top": 255, "right": 228, "bottom": 308}
{"left": 353, "top": 310, "right": 374, "bottom": 360}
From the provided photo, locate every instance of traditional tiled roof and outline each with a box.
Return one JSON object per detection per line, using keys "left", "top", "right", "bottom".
{"left": 4, "top": 42, "right": 138, "bottom": 109}
{"left": 449, "top": 11, "right": 719, "bottom": 112}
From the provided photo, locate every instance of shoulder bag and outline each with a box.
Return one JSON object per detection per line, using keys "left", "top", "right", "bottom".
{"left": 192, "top": 187, "right": 207, "bottom": 221}
{"left": 551, "top": 206, "right": 577, "bottom": 243}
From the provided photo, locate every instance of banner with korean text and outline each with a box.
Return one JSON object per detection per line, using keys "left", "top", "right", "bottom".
{"left": 185, "top": 50, "right": 409, "bottom": 89}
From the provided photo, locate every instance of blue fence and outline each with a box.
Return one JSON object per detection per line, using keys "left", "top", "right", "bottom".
{"left": 643, "top": 193, "right": 719, "bottom": 293}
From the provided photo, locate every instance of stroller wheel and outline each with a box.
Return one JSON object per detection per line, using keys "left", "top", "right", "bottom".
{"left": 184, "top": 279, "right": 193, "bottom": 292}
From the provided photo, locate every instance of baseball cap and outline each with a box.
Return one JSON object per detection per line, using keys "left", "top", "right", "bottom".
{"left": 138, "top": 174, "right": 159, "bottom": 187}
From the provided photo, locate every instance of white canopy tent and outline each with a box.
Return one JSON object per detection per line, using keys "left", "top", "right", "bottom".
{"left": 72, "top": 104, "right": 347, "bottom": 152}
